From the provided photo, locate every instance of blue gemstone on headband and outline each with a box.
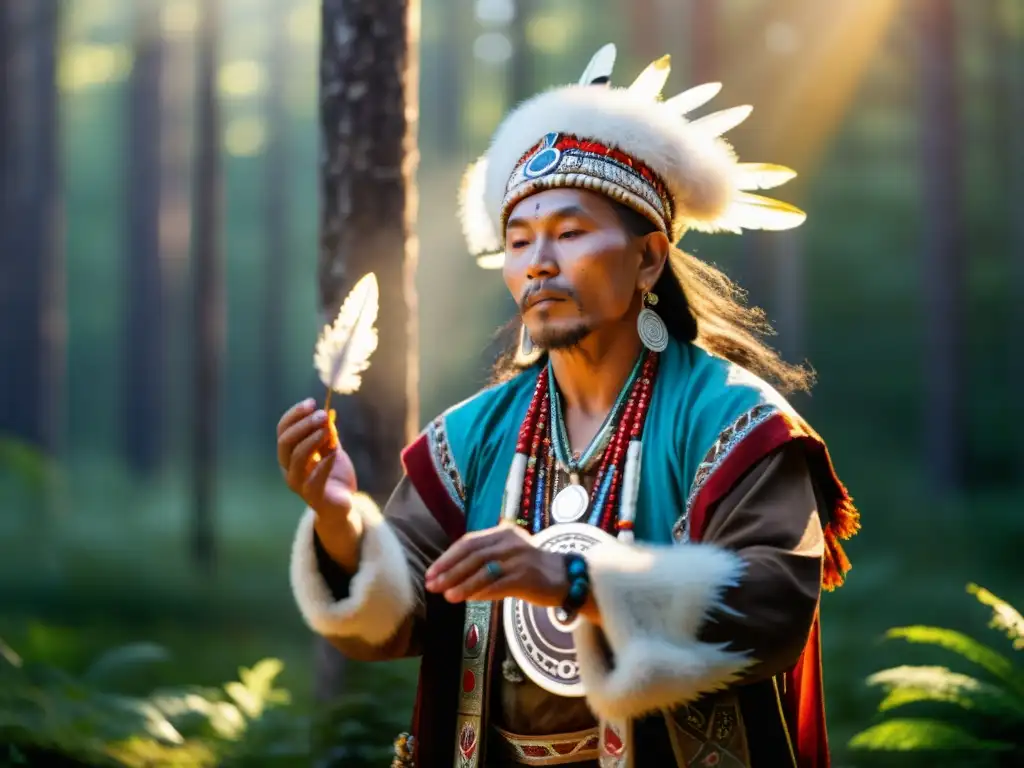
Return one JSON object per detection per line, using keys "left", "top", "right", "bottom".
{"left": 524, "top": 146, "right": 561, "bottom": 178}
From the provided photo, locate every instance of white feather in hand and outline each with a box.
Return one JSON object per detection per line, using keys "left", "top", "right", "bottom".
{"left": 313, "top": 272, "right": 380, "bottom": 396}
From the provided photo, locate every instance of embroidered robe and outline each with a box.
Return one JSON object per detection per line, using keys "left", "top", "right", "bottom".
{"left": 289, "top": 338, "right": 858, "bottom": 767}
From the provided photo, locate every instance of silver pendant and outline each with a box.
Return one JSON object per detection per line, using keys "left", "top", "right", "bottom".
{"left": 551, "top": 484, "right": 589, "bottom": 524}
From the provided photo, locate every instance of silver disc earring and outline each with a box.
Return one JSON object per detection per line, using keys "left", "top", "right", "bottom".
{"left": 519, "top": 323, "right": 536, "bottom": 358}
{"left": 637, "top": 291, "right": 668, "bottom": 352}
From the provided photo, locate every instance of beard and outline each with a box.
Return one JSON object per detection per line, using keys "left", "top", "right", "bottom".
{"left": 529, "top": 321, "right": 593, "bottom": 351}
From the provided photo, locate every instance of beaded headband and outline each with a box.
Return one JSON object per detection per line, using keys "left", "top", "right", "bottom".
{"left": 502, "top": 132, "right": 675, "bottom": 241}
{"left": 459, "top": 44, "right": 807, "bottom": 269}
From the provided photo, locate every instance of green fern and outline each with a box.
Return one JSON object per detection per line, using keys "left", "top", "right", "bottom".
{"left": 869, "top": 665, "right": 1024, "bottom": 719}
{"left": 850, "top": 584, "right": 1024, "bottom": 764}
{"left": 883, "top": 626, "right": 1024, "bottom": 698}
{"left": 969, "top": 583, "right": 1024, "bottom": 651}
{"left": 849, "top": 718, "right": 1014, "bottom": 752}
{"left": 0, "top": 634, "right": 416, "bottom": 766}
{"left": 0, "top": 637, "right": 307, "bottom": 766}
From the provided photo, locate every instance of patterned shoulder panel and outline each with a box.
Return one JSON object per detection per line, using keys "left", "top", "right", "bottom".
{"left": 673, "top": 402, "right": 779, "bottom": 542}
{"left": 425, "top": 413, "right": 466, "bottom": 514}
{"left": 415, "top": 370, "right": 538, "bottom": 517}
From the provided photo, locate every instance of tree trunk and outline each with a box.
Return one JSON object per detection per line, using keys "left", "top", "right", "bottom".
{"left": 916, "top": 0, "right": 965, "bottom": 492}
{"left": 689, "top": 0, "right": 717, "bottom": 84}
{"left": 159, "top": 8, "right": 196, "bottom": 467}
{"left": 508, "top": 0, "right": 534, "bottom": 105}
{"left": 0, "top": 2, "right": 9, "bottom": 254}
{"left": 431, "top": 0, "right": 463, "bottom": 154}
{"left": 123, "top": 0, "right": 166, "bottom": 476}
{"left": 770, "top": 227, "right": 806, "bottom": 366}
{"left": 0, "top": 0, "right": 63, "bottom": 461}
{"left": 630, "top": 0, "right": 663, "bottom": 65}
{"left": 190, "top": 0, "right": 224, "bottom": 573}
{"left": 262, "top": 0, "right": 289, "bottom": 432}
{"left": 997, "top": 0, "right": 1024, "bottom": 475}
{"left": 314, "top": 0, "right": 421, "bottom": 712}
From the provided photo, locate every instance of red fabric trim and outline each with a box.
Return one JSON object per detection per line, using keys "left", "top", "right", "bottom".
{"left": 687, "top": 412, "right": 859, "bottom": 591}
{"left": 784, "top": 613, "right": 829, "bottom": 768}
{"left": 409, "top": 596, "right": 465, "bottom": 766}
{"left": 400, "top": 434, "right": 468, "bottom": 765}
{"left": 687, "top": 410, "right": 861, "bottom": 768}
{"left": 400, "top": 433, "right": 467, "bottom": 543}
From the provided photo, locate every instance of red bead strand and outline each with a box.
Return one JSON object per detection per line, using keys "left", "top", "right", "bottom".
{"left": 508, "top": 352, "right": 660, "bottom": 536}
{"left": 600, "top": 353, "right": 658, "bottom": 531}
{"left": 520, "top": 389, "right": 549, "bottom": 524}
{"left": 596, "top": 388, "right": 640, "bottom": 532}
{"left": 515, "top": 367, "right": 548, "bottom": 453}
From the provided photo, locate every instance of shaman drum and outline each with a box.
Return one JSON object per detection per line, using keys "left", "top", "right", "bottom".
{"left": 501, "top": 522, "right": 615, "bottom": 697}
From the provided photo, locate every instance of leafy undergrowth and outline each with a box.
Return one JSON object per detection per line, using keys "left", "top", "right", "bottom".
{"left": 0, "top": 637, "right": 415, "bottom": 768}
{"left": 849, "top": 584, "right": 1024, "bottom": 768}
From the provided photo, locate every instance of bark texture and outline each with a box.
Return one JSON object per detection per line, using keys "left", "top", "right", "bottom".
{"left": 315, "top": 0, "right": 421, "bottom": 708}
{"left": 318, "top": 0, "right": 420, "bottom": 498}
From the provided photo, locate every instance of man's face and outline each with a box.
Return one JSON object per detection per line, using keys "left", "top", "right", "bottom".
{"left": 502, "top": 188, "right": 646, "bottom": 351}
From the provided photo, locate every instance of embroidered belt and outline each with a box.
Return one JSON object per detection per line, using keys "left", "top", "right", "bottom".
{"left": 493, "top": 725, "right": 600, "bottom": 765}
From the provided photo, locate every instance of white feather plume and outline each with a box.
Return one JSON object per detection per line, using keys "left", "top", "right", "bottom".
{"left": 313, "top": 273, "right": 380, "bottom": 395}
{"left": 578, "top": 43, "right": 617, "bottom": 85}
{"left": 689, "top": 105, "right": 753, "bottom": 138}
{"left": 663, "top": 82, "right": 722, "bottom": 116}
{"left": 695, "top": 192, "right": 806, "bottom": 234}
{"left": 735, "top": 163, "right": 798, "bottom": 191}
{"left": 628, "top": 54, "right": 672, "bottom": 100}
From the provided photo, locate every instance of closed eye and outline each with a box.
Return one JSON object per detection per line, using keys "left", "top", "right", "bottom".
{"left": 558, "top": 229, "right": 583, "bottom": 240}
{"left": 509, "top": 238, "right": 530, "bottom": 249}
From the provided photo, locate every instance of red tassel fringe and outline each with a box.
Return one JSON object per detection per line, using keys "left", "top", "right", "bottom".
{"left": 687, "top": 410, "right": 861, "bottom": 593}
{"left": 799, "top": 430, "right": 860, "bottom": 591}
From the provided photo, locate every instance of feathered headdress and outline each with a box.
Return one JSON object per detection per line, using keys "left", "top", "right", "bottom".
{"left": 460, "top": 44, "right": 805, "bottom": 269}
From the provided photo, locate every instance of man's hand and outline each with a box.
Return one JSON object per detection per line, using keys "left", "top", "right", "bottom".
{"left": 277, "top": 398, "right": 362, "bottom": 570}
{"left": 425, "top": 523, "right": 569, "bottom": 606}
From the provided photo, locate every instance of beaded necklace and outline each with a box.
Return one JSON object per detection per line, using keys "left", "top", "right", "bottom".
{"left": 500, "top": 351, "right": 659, "bottom": 542}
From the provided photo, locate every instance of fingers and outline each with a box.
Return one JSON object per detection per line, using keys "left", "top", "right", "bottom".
{"left": 277, "top": 398, "right": 316, "bottom": 438}
{"left": 286, "top": 425, "right": 329, "bottom": 491}
{"left": 301, "top": 450, "right": 336, "bottom": 503}
{"left": 426, "top": 527, "right": 506, "bottom": 583}
{"left": 278, "top": 408, "right": 329, "bottom": 471}
{"left": 427, "top": 540, "right": 512, "bottom": 596}
{"left": 447, "top": 554, "right": 527, "bottom": 603}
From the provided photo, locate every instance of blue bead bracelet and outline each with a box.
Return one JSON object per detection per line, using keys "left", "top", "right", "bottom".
{"left": 561, "top": 552, "right": 590, "bottom": 616}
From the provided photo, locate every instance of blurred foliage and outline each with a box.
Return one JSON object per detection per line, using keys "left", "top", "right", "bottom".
{"left": 849, "top": 584, "right": 1024, "bottom": 767}
{"left": 0, "top": 436, "right": 59, "bottom": 499}
{"left": 0, "top": 641, "right": 303, "bottom": 767}
{"left": 0, "top": 635, "right": 415, "bottom": 768}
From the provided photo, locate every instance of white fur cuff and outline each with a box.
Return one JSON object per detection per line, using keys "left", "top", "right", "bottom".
{"left": 289, "top": 495, "right": 416, "bottom": 647}
{"left": 573, "top": 539, "right": 754, "bottom": 721}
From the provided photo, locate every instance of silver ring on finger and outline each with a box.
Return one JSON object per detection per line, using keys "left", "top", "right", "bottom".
{"left": 484, "top": 560, "right": 503, "bottom": 580}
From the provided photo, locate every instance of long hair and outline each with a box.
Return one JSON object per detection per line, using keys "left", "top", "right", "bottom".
{"left": 490, "top": 202, "right": 815, "bottom": 393}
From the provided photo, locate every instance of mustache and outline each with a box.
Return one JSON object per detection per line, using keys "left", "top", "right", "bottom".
{"left": 518, "top": 282, "right": 576, "bottom": 312}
